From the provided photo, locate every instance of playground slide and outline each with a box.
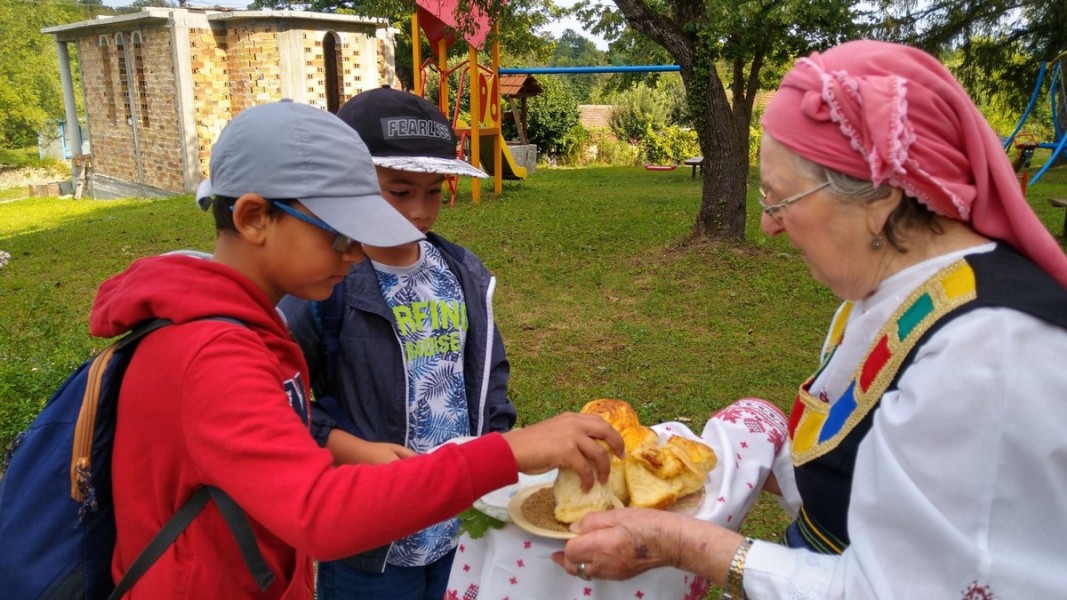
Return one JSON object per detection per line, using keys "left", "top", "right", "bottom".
{"left": 477, "top": 133, "right": 527, "bottom": 180}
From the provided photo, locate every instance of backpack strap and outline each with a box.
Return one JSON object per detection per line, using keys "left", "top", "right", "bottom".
{"left": 71, "top": 318, "right": 245, "bottom": 502}
{"left": 208, "top": 487, "right": 275, "bottom": 590}
{"left": 72, "top": 318, "right": 174, "bottom": 502}
{"left": 107, "top": 486, "right": 274, "bottom": 599}
{"left": 100, "top": 316, "right": 275, "bottom": 598}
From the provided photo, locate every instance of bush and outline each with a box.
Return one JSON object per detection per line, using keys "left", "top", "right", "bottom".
{"left": 640, "top": 123, "right": 699, "bottom": 166}
{"left": 610, "top": 83, "right": 671, "bottom": 143}
{"left": 557, "top": 124, "right": 589, "bottom": 166}
{"left": 556, "top": 127, "right": 641, "bottom": 167}
{"left": 749, "top": 105, "right": 765, "bottom": 167}
{"left": 523, "top": 76, "right": 581, "bottom": 160}
{"left": 659, "top": 77, "right": 692, "bottom": 128}
{"left": 0, "top": 147, "right": 65, "bottom": 171}
{"left": 590, "top": 131, "right": 641, "bottom": 166}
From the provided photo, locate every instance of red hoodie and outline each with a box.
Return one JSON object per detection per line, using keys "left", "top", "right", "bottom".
{"left": 90, "top": 254, "right": 518, "bottom": 599}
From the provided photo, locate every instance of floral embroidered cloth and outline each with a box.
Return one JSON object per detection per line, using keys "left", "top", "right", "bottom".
{"left": 445, "top": 399, "right": 791, "bottom": 600}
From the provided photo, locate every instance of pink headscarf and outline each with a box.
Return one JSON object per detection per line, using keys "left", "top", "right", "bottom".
{"left": 761, "top": 40, "right": 1067, "bottom": 289}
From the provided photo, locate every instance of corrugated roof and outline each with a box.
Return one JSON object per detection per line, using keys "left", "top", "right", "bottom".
{"left": 499, "top": 74, "right": 543, "bottom": 98}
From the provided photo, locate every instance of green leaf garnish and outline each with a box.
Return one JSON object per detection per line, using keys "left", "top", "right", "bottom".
{"left": 458, "top": 506, "right": 506, "bottom": 539}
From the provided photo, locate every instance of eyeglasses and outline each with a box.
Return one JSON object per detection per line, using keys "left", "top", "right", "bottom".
{"left": 758, "top": 181, "right": 830, "bottom": 219}
{"left": 268, "top": 200, "right": 356, "bottom": 252}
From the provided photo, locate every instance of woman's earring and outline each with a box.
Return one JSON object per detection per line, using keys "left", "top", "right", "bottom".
{"left": 870, "top": 234, "right": 884, "bottom": 251}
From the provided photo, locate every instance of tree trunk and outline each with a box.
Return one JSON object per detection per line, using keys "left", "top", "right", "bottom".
{"left": 693, "top": 103, "right": 749, "bottom": 240}
{"left": 683, "top": 59, "right": 751, "bottom": 241}
{"left": 609, "top": 0, "right": 758, "bottom": 241}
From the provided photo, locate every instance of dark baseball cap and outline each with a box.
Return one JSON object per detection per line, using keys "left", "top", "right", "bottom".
{"left": 336, "top": 87, "right": 488, "bottom": 178}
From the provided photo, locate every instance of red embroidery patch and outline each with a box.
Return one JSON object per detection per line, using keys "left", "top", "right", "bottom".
{"left": 788, "top": 396, "right": 805, "bottom": 436}
{"left": 961, "top": 580, "right": 994, "bottom": 599}
{"left": 860, "top": 334, "right": 891, "bottom": 392}
{"left": 684, "top": 576, "right": 711, "bottom": 600}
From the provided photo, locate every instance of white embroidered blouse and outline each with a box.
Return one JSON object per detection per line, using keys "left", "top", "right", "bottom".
{"left": 744, "top": 243, "right": 1067, "bottom": 599}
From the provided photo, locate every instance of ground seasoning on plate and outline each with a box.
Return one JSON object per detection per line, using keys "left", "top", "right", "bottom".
{"left": 521, "top": 487, "right": 570, "bottom": 533}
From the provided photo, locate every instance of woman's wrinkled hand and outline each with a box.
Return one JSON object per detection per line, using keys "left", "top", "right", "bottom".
{"left": 551, "top": 507, "right": 744, "bottom": 587}
{"left": 550, "top": 508, "right": 683, "bottom": 580}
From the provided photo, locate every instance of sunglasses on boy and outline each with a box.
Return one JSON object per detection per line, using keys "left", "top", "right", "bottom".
{"left": 267, "top": 200, "right": 357, "bottom": 252}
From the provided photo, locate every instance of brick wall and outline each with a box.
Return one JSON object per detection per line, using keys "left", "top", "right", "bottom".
{"left": 226, "top": 23, "right": 283, "bottom": 109}
{"left": 79, "top": 34, "right": 137, "bottom": 184}
{"left": 377, "top": 37, "right": 395, "bottom": 89}
{"left": 69, "top": 12, "right": 393, "bottom": 194}
{"left": 78, "top": 28, "right": 184, "bottom": 190}
{"left": 190, "top": 25, "right": 232, "bottom": 179}
{"left": 131, "top": 29, "right": 184, "bottom": 191}
{"left": 302, "top": 24, "right": 383, "bottom": 110}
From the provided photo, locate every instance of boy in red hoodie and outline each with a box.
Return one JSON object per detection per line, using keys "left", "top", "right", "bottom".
{"left": 90, "top": 100, "right": 621, "bottom": 599}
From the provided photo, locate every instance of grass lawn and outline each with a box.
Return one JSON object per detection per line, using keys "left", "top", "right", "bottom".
{"left": 2, "top": 157, "right": 1065, "bottom": 595}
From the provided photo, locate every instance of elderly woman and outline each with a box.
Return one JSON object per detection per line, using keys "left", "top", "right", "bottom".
{"left": 552, "top": 40, "right": 1067, "bottom": 598}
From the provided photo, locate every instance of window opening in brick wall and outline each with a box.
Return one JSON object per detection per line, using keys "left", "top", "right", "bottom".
{"left": 131, "top": 31, "right": 149, "bottom": 127}
{"left": 115, "top": 33, "right": 132, "bottom": 124}
{"left": 324, "top": 32, "right": 343, "bottom": 113}
{"left": 98, "top": 36, "right": 117, "bottom": 124}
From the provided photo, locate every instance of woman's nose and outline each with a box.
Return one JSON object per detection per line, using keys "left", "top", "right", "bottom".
{"left": 760, "top": 212, "right": 784, "bottom": 236}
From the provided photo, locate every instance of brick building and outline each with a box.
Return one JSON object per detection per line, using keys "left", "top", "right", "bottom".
{"left": 43, "top": 7, "right": 397, "bottom": 199}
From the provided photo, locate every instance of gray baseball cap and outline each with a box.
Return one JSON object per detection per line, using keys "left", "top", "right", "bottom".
{"left": 195, "top": 99, "right": 424, "bottom": 247}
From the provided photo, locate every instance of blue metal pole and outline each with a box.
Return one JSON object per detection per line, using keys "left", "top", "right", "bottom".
{"left": 1002, "top": 62, "right": 1047, "bottom": 150}
{"left": 498, "top": 65, "right": 680, "bottom": 74}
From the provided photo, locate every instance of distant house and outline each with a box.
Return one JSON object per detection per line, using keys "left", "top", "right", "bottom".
{"left": 579, "top": 105, "right": 614, "bottom": 131}
{"left": 43, "top": 7, "right": 397, "bottom": 199}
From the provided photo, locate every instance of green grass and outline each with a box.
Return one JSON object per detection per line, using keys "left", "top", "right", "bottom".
{"left": 2, "top": 157, "right": 1066, "bottom": 591}
{"left": 0, "top": 146, "right": 68, "bottom": 179}
{"left": 0, "top": 147, "right": 54, "bottom": 168}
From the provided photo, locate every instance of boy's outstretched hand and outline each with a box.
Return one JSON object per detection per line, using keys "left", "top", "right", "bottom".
{"left": 502, "top": 413, "right": 624, "bottom": 492}
{"left": 327, "top": 430, "right": 417, "bottom": 466}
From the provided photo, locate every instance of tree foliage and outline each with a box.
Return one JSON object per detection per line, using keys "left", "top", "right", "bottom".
{"left": 568, "top": 0, "right": 862, "bottom": 240}
{"left": 520, "top": 75, "right": 580, "bottom": 159}
{"left": 126, "top": 0, "right": 178, "bottom": 9}
{"left": 0, "top": 0, "right": 98, "bottom": 149}
{"left": 547, "top": 29, "right": 607, "bottom": 103}
{"left": 609, "top": 82, "right": 672, "bottom": 143}
{"left": 874, "top": 0, "right": 1067, "bottom": 114}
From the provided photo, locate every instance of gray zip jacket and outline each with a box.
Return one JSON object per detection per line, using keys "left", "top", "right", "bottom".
{"left": 278, "top": 232, "right": 516, "bottom": 572}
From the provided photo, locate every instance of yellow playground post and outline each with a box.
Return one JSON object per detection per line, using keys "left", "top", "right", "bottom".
{"left": 411, "top": 0, "right": 527, "bottom": 204}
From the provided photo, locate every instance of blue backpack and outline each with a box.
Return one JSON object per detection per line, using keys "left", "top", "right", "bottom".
{"left": 0, "top": 318, "right": 275, "bottom": 600}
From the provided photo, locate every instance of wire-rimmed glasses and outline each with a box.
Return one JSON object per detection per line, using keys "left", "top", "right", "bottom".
{"left": 758, "top": 181, "right": 830, "bottom": 220}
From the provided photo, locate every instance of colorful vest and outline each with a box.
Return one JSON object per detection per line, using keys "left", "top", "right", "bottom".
{"left": 786, "top": 246, "right": 1067, "bottom": 554}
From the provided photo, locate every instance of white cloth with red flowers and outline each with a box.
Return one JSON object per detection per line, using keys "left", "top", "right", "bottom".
{"left": 445, "top": 399, "right": 791, "bottom": 600}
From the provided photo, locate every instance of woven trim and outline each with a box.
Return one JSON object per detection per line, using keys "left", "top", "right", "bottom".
{"left": 791, "top": 259, "right": 977, "bottom": 465}
{"left": 795, "top": 505, "right": 847, "bottom": 554}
